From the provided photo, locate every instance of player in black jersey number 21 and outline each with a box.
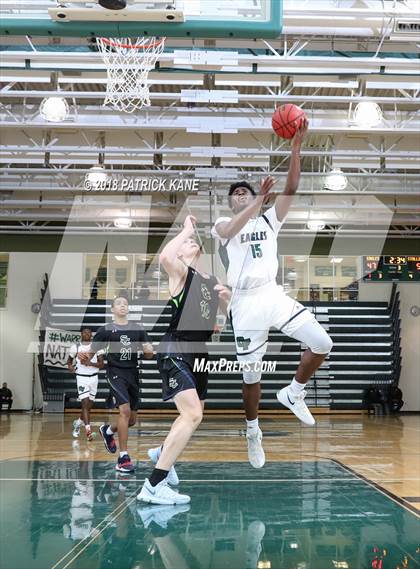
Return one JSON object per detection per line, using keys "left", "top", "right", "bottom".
{"left": 82, "top": 296, "right": 154, "bottom": 473}
{"left": 137, "top": 215, "right": 231, "bottom": 505}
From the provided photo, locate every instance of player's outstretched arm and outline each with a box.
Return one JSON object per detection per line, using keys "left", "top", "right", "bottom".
{"left": 275, "top": 118, "right": 308, "bottom": 222}
{"left": 215, "top": 176, "right": 276, "bottom": 239}
{"left": 159, "top": 215, "right": 196, "bottom": 278}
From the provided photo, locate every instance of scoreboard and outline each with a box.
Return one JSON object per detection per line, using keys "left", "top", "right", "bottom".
{"left": 363, "top": 255, "right": 420, "bottom": 282}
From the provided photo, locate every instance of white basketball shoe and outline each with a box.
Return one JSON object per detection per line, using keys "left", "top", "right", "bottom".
{"left": 246, "top": 428, "right": 265, "bottom": 468}
{"left": 137, "top": 478, "right": 190, "bottom": 505}
{"left": 147, "top": 446, "right": 179, "bottom": 486}
{"left": 277, "top": 386, "right": 315, "bottom": 425}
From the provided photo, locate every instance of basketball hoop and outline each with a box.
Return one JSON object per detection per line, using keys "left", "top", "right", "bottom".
{"left": 97, "top": 36, "right": 166, "bottom": 113}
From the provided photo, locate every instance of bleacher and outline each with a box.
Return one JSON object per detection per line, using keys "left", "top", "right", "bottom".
{"left": 38, "top": 274, "right": 401, "bottom": 412}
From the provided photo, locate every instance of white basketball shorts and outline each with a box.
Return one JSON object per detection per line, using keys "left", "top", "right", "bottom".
{"left": 76, "top": 374, "right": 98, "bottom": 401}
{"left": 230, "top": 281, "right": 317, "bottom": 364}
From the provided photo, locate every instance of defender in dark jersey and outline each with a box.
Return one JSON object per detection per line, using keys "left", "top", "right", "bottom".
{"left": 137, "top": 215, "right": 230, "bottom": 505}
{"left": 83, "top": 295, "right": 153, "bottom": 473}
{"left": 158, "top": 262, "right": 220, "bottom": 403}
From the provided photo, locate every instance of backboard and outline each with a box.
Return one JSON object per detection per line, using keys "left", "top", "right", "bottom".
{"left": 1, "top": 0, "right": 282, "bottom": 38}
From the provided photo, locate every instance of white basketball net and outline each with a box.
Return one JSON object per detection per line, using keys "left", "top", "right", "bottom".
{"left": 97, "top": 36, "right": 166, "bottom": 113}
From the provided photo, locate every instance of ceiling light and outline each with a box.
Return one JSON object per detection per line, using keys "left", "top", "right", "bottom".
{"left": 2, "top": 72, "right": 51, "bottom": 83}
{"left": 294, "top": 256, "right": 307, "bottom": 263}
{"left": 85, "top": 166, "right": 108, "bottom": 190}
{"left": 307, "top": 220, "right": 326, "bottom": 231}
{"left": 114, "top": 255, "right": 128, "bottom": 261}
{"left": 289, "top": 542, "right": 299, "bottom": 549}
{"left": 330, "top": 257, "right": 343, "bottom": 264}
{"left": 293, "top": 79, "right": 358, "bottom": 89}
{"left": 324, "top": 168, "right": 348, "bottom": 191}
{"left": 353, "top": 101, "right": 383, "bottom": 127}
{"left": 114, "top": 217, "right": 132, "bottom": 229}
{"left": 39, "top": 96, "right": 69, "bottom": 122}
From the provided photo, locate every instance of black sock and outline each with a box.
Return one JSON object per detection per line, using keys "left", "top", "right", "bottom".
{"left": 149, "top": 468, "right": 169, "bottom": 487}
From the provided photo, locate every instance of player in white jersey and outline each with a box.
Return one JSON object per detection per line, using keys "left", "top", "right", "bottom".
{"left": 68, "top": 327, "right": 104, "bottom": 441}
{"left": 211, "top": 119, "right": 333, "bottom": 468}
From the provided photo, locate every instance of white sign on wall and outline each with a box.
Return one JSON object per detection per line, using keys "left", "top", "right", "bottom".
{"left": 43, "top": 328, "right": 81, "bottom": 368}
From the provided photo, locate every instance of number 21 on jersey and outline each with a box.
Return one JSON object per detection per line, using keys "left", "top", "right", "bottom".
{"left": 120, "top": 347, "right": 132, "bottom": 360}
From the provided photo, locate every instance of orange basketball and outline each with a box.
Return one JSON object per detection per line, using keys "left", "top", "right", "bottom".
{"left": 272, "top": 104, "right": 306, "bottom": 139}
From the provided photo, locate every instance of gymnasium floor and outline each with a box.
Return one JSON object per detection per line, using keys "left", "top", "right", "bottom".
{"left": 0, "top": 413, "right": 419, "bottom": 569}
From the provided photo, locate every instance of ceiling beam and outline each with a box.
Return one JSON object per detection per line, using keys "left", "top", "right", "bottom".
{"left": 1, "top": 90, "right": 419, "bottom": 107}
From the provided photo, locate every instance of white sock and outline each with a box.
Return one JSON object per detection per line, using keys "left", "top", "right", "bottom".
{"left": 290, "top": 378, "right": 305, "bottom": 395}
{"left": 119, "top": 451, "right": 128, "bottom": 458}
{"left": 76, "top": 418, "right": 83, "bottom": 426}
{"left": 85, "top": 424, "right": 91, "bottom": 431}
{"left": 106, "top": 426, "right": 114, "bottom": 436}
{"left": 246, "top": 418, "right": 259, "bottom": 435}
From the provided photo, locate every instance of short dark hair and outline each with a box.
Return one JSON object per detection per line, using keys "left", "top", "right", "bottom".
{"left": 111, "top": 294, "right": 129, "bottom": 307}
{"left": 80, "top": 326, "right": 92, "bottom": 333}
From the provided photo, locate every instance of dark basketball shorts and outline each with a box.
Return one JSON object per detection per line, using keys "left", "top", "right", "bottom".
{"left": 158, "top": 353, "right": 208, "bottom": 402}
{"left": 106, "top": 366, "right": 139, "bottom": 410}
